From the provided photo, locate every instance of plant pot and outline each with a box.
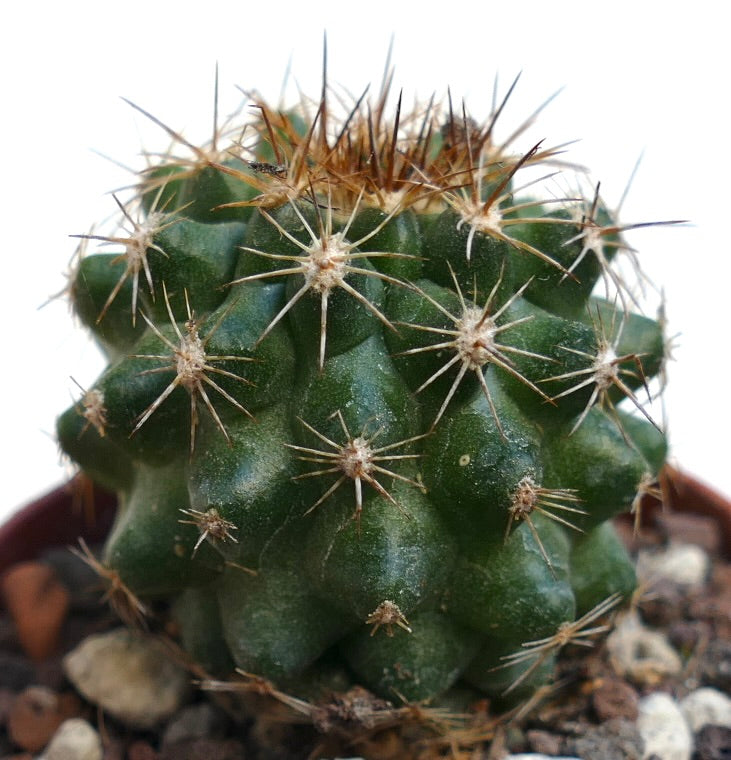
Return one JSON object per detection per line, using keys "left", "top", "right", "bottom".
{"left": 610, "top": 465, "right": 731, "bottom": 559}
{"left": 659, "top": 465, "right": 731, "bottom": 555}
{"left": 1, "top": 467, "right": 729, "bottom": 758}
{"left": 2, "top": 465, "right": 728, "bottom": 576}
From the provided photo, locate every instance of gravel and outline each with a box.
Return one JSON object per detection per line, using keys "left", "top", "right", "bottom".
{"left": 0, "top": 510, "right": 729, "bottom": 759}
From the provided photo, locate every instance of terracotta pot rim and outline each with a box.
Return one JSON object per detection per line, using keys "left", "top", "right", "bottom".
{"left": 658, "top": 464, "right": 731, "bottom": 555}
{"left": 0, "top": 480, "right": 116, "bottom": 577}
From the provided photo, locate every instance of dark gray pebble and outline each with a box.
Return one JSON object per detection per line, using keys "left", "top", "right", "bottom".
{"left": 699, "top": 640, "right": 731, "bottom": 693}
{"left": 162, "top": 702, "right": 230, "bottom": 746}
{"left": 39, "top": 547, "right": 104, "bottom": 612}
{"left": 159, "top": 738, "right": 246, "bottom": 760}
{"left": 695, "top": 724, "right": 731, "bottom": 760}
{"left": 563, "top": 718, "right": 644, "bottom": 760}
{"left": 0, "top": 652, "right": 35, "bottom": 691}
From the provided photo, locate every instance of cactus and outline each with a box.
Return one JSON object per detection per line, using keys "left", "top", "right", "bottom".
{"left": 57, "top": 65, "right": 674, "bottom": 744}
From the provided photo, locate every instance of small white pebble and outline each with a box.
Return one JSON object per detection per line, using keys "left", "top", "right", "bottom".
{"left": 607, "top": 611, "right": 683, "bottom": 685}
{"left": 63, "top": 628, "right": 190, "bottom": 729}
{"left": 638, "top": 692, "right": 692, "bottom": 760}
{"left": 636, "top": 542, "right": 709, "bottom": 587}
{"left": 39, "top": 718, "right": 103, "bottom": 760}
{"left": 680, "top": 687, "right": 731, "bottom": 733}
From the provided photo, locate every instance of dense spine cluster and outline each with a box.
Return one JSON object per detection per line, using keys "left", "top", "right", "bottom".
{"left": 57, "top": 67, "right": 672, "bottom": 721}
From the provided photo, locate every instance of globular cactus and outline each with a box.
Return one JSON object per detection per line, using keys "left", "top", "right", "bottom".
{"left": 57, "top": 67, "right": 673, "bottom": 733}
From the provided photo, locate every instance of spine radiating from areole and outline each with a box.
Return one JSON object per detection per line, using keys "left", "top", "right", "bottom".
{"left": 56, "top": 61, "right": 675, "bottom": 722}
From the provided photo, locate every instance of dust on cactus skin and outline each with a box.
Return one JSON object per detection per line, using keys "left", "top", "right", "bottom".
{"left": 56, "top": 58, "right": 678, "bottom": 749}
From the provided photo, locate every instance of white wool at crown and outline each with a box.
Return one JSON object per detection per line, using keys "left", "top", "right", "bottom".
{"left": 2, "top": 1, "right": 728, "bottom": 520}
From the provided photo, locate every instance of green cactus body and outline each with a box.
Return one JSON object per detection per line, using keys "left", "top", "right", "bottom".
{"left": 58, "top": 74, "right": 672, "bottom": 716}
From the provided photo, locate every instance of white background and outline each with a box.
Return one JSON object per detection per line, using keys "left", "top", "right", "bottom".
{"left": 2, "top": 1, "right": 729, "bottom": 522}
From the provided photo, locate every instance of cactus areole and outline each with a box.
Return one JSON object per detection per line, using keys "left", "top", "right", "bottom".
{"left": 57, "top": 68, "right": 674, "bottom": 722}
